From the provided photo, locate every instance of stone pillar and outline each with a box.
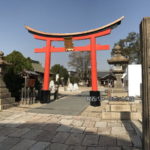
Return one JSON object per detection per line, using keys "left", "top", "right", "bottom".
{"left": 140, "top": 17, "right": 150, "bottom": 150}
{"left": 114, "top": 74, "right": 123, "bottom": 88}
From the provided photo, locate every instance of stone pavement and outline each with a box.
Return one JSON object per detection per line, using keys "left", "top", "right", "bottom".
{"left": 27, "top": 91, "right": 89, "bottom": 116}
{"left": 0, "top": 104, "right": 142, "bottom": 150}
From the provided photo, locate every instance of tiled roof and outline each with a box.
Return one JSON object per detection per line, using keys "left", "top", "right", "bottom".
{"left": 98, "top": 71, "right": 110, "bottom": 78}
{"left": 32, "top": 62, "right": 44, "bottom": 73}
{"left": 98, "top": 71, "right": 115, "bottom": 79}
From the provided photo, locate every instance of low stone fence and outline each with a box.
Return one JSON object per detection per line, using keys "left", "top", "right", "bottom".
{"left": 81, "top": 99, "right": 142, "bottom": 120}
{"left": 101, "top": 100, "right": 142, "bottom": 120}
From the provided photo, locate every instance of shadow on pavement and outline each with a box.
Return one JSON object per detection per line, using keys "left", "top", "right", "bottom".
{"left": 0, "top": 115, "right": 142, "bottom": 150}
{"left": 121, "top": 112, "right": 142, "bottom": 149}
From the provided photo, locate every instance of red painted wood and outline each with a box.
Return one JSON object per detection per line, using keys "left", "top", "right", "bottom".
{"left": 33, "top": 28, "right": 112, "bottom": 91}
{"left": 34, "top": 45, "right": 109, "bottom": 53}
{"left": 35, "top": 47, "right": 47, "bottom": 53}
{"left": 34, "top": 29, "right": 111, "bottom": 41}
{"left": 90, "top": 36, "right": 98, "bottom": 91}
{"left": 34, "top": 35, "right": 64, "bottom": 41}
{"left": 96, "top": 44, "right": 110, "bottom": 50}
{"left": 73, "top": 29, "right": 111, "bottom": 40}
{"left": 43, "top": 40, "right": 51, "bottom": 90}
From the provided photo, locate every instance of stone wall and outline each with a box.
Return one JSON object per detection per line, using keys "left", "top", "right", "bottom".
{"left": 101, "top": 101, "right": 142, "bottom": 120}
{"left": 81, "top": 100, "right": 142, "bottom": 120}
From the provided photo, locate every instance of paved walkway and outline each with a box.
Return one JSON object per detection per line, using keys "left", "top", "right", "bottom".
{"left": 0, "top": 93, "right": 142, "bottom": 150}
{"left": 28, "top": 92, "right": 89, "bottom": 116}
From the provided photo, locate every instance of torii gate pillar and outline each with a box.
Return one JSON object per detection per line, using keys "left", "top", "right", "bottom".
{"left": 90, "top": 36, "right": 100, "bottom": 106}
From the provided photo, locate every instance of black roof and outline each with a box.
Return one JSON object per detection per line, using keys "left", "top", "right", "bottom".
{"left": 98, "top": 71, "right": 116, "bottom": 79}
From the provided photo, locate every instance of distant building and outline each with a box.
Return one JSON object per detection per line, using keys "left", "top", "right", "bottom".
{"left": 98, "top": 71, "right": 116, "bottom": 87}
{"left": 32, "top": 61, "right": 54, "bottom": 82}
{"left": 21, "top": 60, "right": 54, "bottom": 89}
{"left": 32, "top": 61, "right": 44, "bottom": 83}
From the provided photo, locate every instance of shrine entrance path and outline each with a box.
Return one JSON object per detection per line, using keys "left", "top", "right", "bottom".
{"left": 27, "top": 91, "right": 89, "bottom": 116}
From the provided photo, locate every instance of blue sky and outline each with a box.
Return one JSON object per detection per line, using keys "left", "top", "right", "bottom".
{"left": 0, "top": 0, "right": 150, "bottom": 71}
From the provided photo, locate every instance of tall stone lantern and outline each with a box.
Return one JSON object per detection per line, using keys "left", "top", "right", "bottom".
{"left": 107, "top": 45, "right": 129, "bottom": 88}
{"left": 0, "top": 51, "right": 16, "bottom": 110}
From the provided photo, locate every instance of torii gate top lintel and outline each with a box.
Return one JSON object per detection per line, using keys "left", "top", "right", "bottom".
{"left": 25, "top": 16, "right": 124, "bottom": 38}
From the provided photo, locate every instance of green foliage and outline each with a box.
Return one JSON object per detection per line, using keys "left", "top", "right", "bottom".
{"left": 51, "top": 64, "right": 68, "bottom": 85}
{"left": 112, "top": 32, "right": 140, "bottom": 64}
{"left": 4, "top": 50, "right": 33, "bottom": 101}
{"left": 4, "top": 51, "right": 33, "bottom": 73}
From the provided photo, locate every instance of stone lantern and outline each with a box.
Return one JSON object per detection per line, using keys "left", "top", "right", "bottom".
{"left": 0, "top": 51, "right": 10, "bottom": 83}
{"left": 0, "top": 51, "right": 16, "bottom": 110}
{"left": 107, "top": 45, "right": 129, "bottom": 89}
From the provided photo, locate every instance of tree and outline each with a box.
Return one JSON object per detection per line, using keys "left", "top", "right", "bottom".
{"left": 51, "top": 64, "right": 68, "bottom": 85}
{"left": 112, "top": 32, "right": 140, "bottom": 63}
{"left": 4, "top": 51, "right": 33, "bottom": 73}
{"left": 68, "top": 51, "right": 90, "bottom": 81}
{"left": 4, "top": 51, "right": 33, "bottom": 101}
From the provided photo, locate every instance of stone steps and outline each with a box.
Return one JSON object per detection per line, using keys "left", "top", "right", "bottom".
{"left": 0, "top": 83, "right": 16, "bottom": 110}
{"left": 0, "top": 92, "right": 11, "bottom": 99}
{"left": 0, "top": 88, "right": 9, "bottom": 93}
{"left": 0, "top": 97, "right": 15, "bottom": 105}
{"left": 0, "top": 102, "right": 18, "bottom": 110}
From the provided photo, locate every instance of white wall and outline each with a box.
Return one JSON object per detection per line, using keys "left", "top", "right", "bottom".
{"left": 128, "top": 64, "right": 142, "bottom": 97}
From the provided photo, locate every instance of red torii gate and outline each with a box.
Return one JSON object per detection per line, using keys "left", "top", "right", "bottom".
{"left": 25, "top": 16, "right": 124, "bottom": 105}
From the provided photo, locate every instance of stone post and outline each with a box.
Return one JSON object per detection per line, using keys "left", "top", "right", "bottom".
{"left": 140, "top": 17, "right": 150, "bottom": 150}
{"left": 114, "top": 74, "right": 123, "bottom": 88}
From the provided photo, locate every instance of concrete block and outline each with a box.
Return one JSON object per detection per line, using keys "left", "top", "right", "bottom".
{"left": 102, "top": 112, "right": 120, "bottom": 120}
{"left": 95, "top": 121, "right": 107, "bottom": 128}
{"left": 11, "top": 139, "right": 36, "bottom": 150}
{"left": 82, "top": 134, "right": 99, "bottom": 146}
{"left": 97, "top": 127, "right": 111, "bottom": 135}
{"left": 50, "top": 143, "right": 68, "bottom": 150}
{"left": 111, "top": 105, "right": 131, "bottom": 112}
{"left": 111, "top": 127, "right": 127, "bottom": 135}
{"left": 29, "top": 142, "right": 50, "bottom": 150}
{"left": 102, "top": 112, "right": 134, "bottom": 120}
{"left": 131, "top": 112, "right": 142, "bottom": 120}
{"left": 65, "top": 133, "right": 84, "bottom": 145}
{"left": 105, "top": 105, "right": 110, "bottom": 111}
{"left": 109, "top": 101, "right": 130, "bottom": 105}
{"left": 131, "top": 105, "right": 137, "bottom": 112}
